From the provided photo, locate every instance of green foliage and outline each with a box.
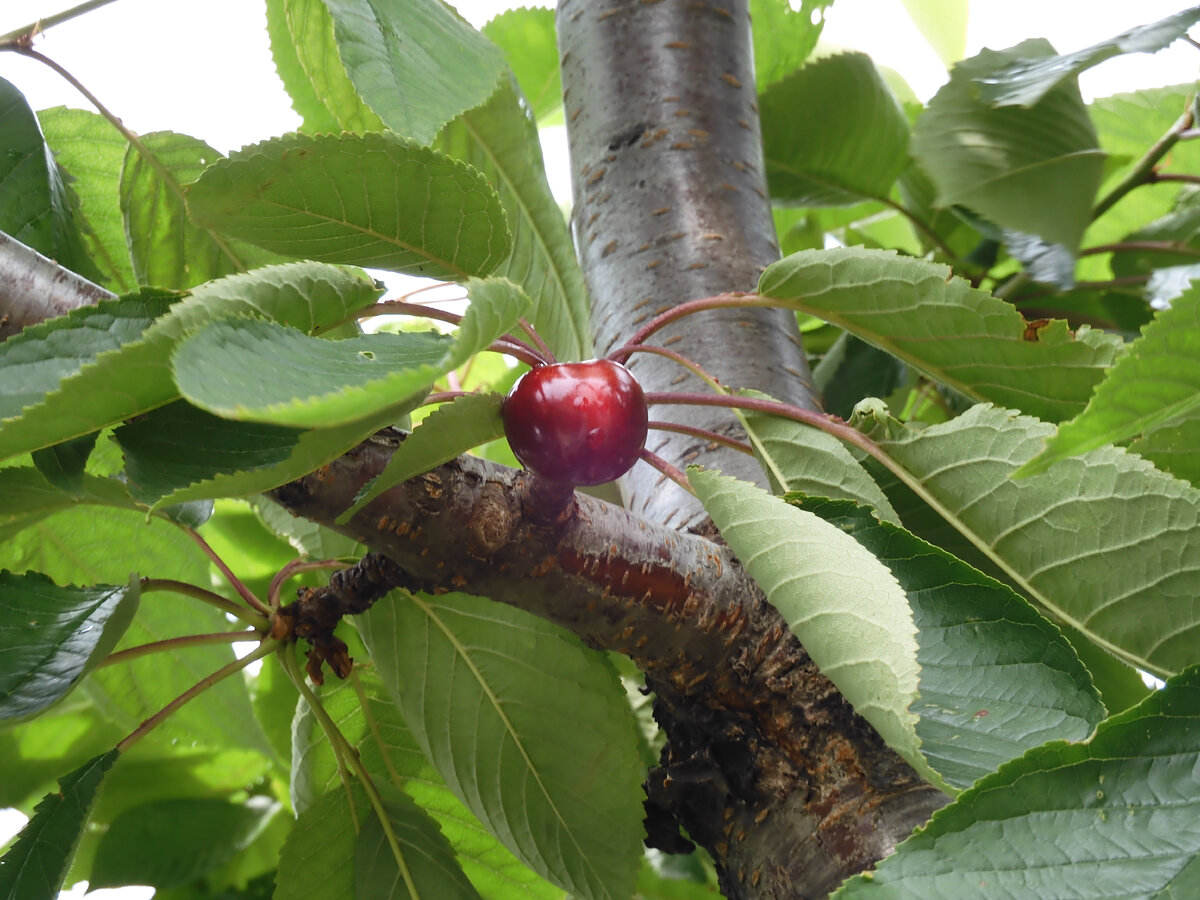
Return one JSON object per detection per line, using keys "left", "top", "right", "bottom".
{"left": 2, "top": 2, "right": 1200, "bottom": 899}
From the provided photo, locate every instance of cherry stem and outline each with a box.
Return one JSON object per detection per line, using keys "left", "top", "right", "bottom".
{"left": 648, "top": 420, "right": 755, "bottom": 456}
{"left": 516, "top": 316, "right": 556, "bottom": 363}
{"left": 268, "top": 558, "right": 352, "bottom": 611}
{"left": 140, "top": 578, "right": 269, "bottom": 629}
{"left": 606, "top": 293, "right": 776, "bottom": 363}
{"left": 185, "top": 528, "right": 271, "bottom": 616}
{"left": 100, "top": 630, "right": 260, "bottom": 668}
{"left": 423, "top": 390, "right": 471, "bottom": 405}
{"left": 639, "top": 448, "right": 695, "bottom": 495}
{"left": 624, "top": 343, "right": 725, "bottom": 389}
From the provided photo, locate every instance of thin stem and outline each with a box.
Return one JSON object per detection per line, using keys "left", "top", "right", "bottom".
{"left": 185, "top": 528, "right": 271, "bottom": 616}
{"left": 117, "top": 639, "right": 277, "bottom": 752}
{"left": 1092, "top": 106, "right": 1195, "bottom": 221}
{"left": 606, "top": 293, "right": 776, "bottom": 363}
{"left": 100, "top": 630, "right": 260, "bottom": 667}
{"left": 625, "top": 343, "right": 726, "bottom": 391}
{"left": 1147, "top": 171, "right": 1200, "bottom": 185}
{"left": 648, "top": 421, "right": 755, "bottom": 455}
{"left": 0, "top": 0, "right": 118, "bottom": 44}
{"left": 639, "top": 448, "right": 694, "bottom": 495}
{"left": 875, "top": 195, "right": 960, "bottom": 262}
{"left": 140, "top": 578, "right": 269, "bottom": 628}
{"left": 1079, "top": 240, "right": 1200, "bottom": 259}
{"left": 992, "top": 271, "right": 1031, "bottom": 302}
{"left": 268, "top": 558, "right": 351, "bottom": 611}
{"left": 516, "top": 317, "right": 556, "bottom": 364}
{"left": 367, "top": 300, "right": 465, "bottom": 326}
{"left": 1014, "top": 274, "right": 1151, "bottom": 304}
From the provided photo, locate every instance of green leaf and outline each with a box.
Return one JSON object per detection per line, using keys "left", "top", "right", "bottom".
{"left": 0, "top": 749, "right": 119, "bottom": 900}
{"left": 0, "top": 467, "right": 137, "bottom": 542}
{"left": 812, "top": 333, "right": 907, "bottom": 419}
{"left": 355, "top": 785, "right": 482, "bottom": 900}
{"left": 122, "top": 132, "right": 280, "bottom": 290}
{"left": 0, "top": 571, "right": 139, "bottom": 721}
{"left": 762, "top": 52, "right": 910, "bottom": 207}
{"left": 975, "top": 6, "right": 1200, "bottom": 107}
{"left": 482, "top": 8, "right": 562, "bottom": 123}
{"left": 1022, "top": 284, "right": 1200, "bottom": 474}
{"left": 899, "top": 0, "right": 967, "bottom": 66}
{"left": 289, "top": 666, "right": 562, "bottom": 899}
{"left": 186, "top": 132, "right": 511, "bottom": 280}
{"left": 318, "top": 0, "right": 505, "bottom": 144}
{"left": 342, "top": 393, "right": 504, "bottom": 520}
{"left": 689, "top": 469, "right": 945, "bottom": 791}
{"left": 1131, "top": 411, "right": 1200, "bottom": 487}
{"left": 750, "top": 0, "right": 829, "bottom": 90}
{"left": 833, "top": 665, "right": 1200, "bottom": 898}
{"left": 359, "top": 591, "right": 644, "bottom": 900}
{"left": 266, "top": 0, "right": 382, "bottom": 133}
{"left": 275, "top": 786, "right": 359, "bottom": 900}
{"left": 858, "top": 403, "right": 1200, "bottom": 678}
{"left": 0, "top": 77, "right": 98, "bottom": 284}
{"left": 37, "top": 107, "right": 137, "bottom": 293}
{"left": 912, "top": 41, "right": 1105, "bottom": 251}
{"left": 435, "top": 78, "right": 590, "bottom": 362}
{"left": 31, "top": 432, "right": 98, "bottom": 495}
{"left": 798, "top": 497, "right": 1104, "bottom": 790}
{"left": 737, "top": 391, "right": 900, "bottom": 522}
{"left": 90, "top": 796, "right": 277, "bottom": 889}
{"left": 1109, "top": 189, "right": 1200, "bottom": 280}
{"left": 757, "top": 247, "right": 1125, "bottom": 422}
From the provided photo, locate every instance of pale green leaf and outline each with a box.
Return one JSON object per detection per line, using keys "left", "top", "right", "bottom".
{"left": 750, "top": 0, "right": 829, "bottom": 90}
{"left": 482, "top": 8, "right": 562, "bottom": 123}
{"left": 834, "top": 665, "right": 1200, "bottom": 898}
{"left": 319, "top": 0, "right": 505, "bottom": 143}
{"left": 1023, "top": 283, "right": 1200, "bottom": 474}
{"left": 186, "top": 132, "right": 511, "bottom": 280}
{"left": 0, "top": 467, "right": 138, "bottom": 539}
{"left": 800, "top": 497, "right": 1104, "bottom": 790}
{"left": 757, "top": 247, "right": 1125, "bottom": 422}
{"left": 975, "top": 6, "right": 1200, "bottom": 107}
{"left": 900, "top": 0, "right": 967, "bottom": 66}
{"left": 912, "top": 41, "right": 1105, "bottom": 251}
{"left": 0, "top": 749, "right": 119, "bottom": 900}
{"left": 0, "top": 571, "right": 139, "bottom": 721}
{"left": 859, "top": 403, "right": 1200, "bottom": 678}
{"left": 359, "top": 591, "right": 644, "bottom": 900}
{"left": 342, "top": 393, "right": 504, "bottom": 520}
{"left": 122, "top": 131, "right": 280, "bottom": 289}
{"left": 762, "top": 52, "right": 910, "bottom": 207}
{"left": 689, "top": 469, "right": 944, "bottom": 791}
{"left": 738, "top": 390, "right": 899, "bottom": 522}
{"left": 435, "top": 78, "right": 590, "bottom": 362}
{"left": 37, "top": 107, "right": 136, "bottom": 293}
{"left": 1131, "top": 411, "right": 1200, "bottom": 487}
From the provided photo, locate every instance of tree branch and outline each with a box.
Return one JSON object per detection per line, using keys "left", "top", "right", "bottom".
{"left": 0, "top": 231, "right": 115, "bottom": 341}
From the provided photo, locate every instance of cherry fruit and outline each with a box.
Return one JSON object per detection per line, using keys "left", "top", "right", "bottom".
{"left": 502, "top": 359, "right": 648, "bottom": 485}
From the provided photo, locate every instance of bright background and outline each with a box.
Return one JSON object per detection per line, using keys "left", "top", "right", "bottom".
{"left": 0, "top": 1, "right": 1195, "bottom": 897}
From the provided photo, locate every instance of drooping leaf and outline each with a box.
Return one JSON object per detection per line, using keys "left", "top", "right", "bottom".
{"left": 0, "top": 749, "right": 119, "bottom": 900}
{"left": 265, "top": 0, "right": 382, "bottom": 133}
{"left": 37, "top": 106, "right": 136, "bottom": 292}
{"left": 798, "top": 496, "right": 1104, "bottom": 790}
{"left": 912, "top": 41, "right": 1105, "bottom": 251}
{"left": 689, "top": 469, "right": 945, "bottom": 791}
{"left": 289, "top": 666, "right": 563, "bottom": 899}
{"left": 355, "top": 785, "right": 482, "bottom": 900}
{"left": 318, "top": 0, "right": 506, "bottom": 144}
{"left": 899, "top": 0, "right": 967, "bottom": 66}
{"left": 122, "top": 131, "right": 282, "bottom": 290}
{"left": 359, "top": 591, "right": 644, "bottom": 900}
{"left": 482, "top": 8, "right": 562, "bottom": 123}
{"left": 761, "top": 52, "right": 910, "bottom": 207}
{"left": 186, "top": 132, "right": 511, "bottom": 280}
{"left": 342, "top": 393, "right": 504, "bottom": 520}
{"left": 0, "top": 77, "right": 99, "bottom": 283}
{"left": 975, "top": 6, "right": 1200, "bottom": 107}
{"left": 435, "top": 78, "right": 590, "bottom": 362}
{"left": 90, "top": 796, "right": 277, "bottom": 890}
{"left": 833, "top": 665, "right": 1200, "bottom": 898}
{"left": 757, "top": 247, "right": 1125, "bottom": 422}
{"left": 1022, "top": 283, "right": 1200, "bottom": 474}
{"left": 857, "top": 402, "right": 1200, "bottom": 678}
{"left": 750, "top": 0, "right": 830, "bottom": 90}
{"left": 0, "top": 571, "right": 139, "bottom": 721}
{"left": 737, "top": 391, "right": 899, "bottom": 522}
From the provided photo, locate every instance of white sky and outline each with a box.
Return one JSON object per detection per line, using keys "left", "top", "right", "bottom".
{"left": 0, "top": 1, "right": 1195, "bottom": 897}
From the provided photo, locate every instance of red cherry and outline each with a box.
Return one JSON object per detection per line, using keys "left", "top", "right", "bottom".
{"left": 502, "top": 359, "right": 648, "bottom": 485}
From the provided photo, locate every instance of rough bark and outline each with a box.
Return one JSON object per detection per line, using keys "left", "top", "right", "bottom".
{"left": 558, "top": 0, "right": 819, "bottom": 530}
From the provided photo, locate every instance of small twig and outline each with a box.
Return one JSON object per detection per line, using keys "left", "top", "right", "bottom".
{"left": 185, "top": 528, "right": 271, "bottom": 616}
{"left": 140, "top": 578, "right": 269, "bottom": 628}
{"left": 99, "top": 630, "right": 261, "bottom": 667}
{"left": 0, "top": 0, "right": 119, "bottom": 44}
{"left": 1079, "top": 240, "right": 1200, "bottom": 258}
{"left": 874, "top": 195, "right": 960, "bottom": 262}
{"left": 1092, "top": 105, "right": 1195, "bottom": 220}
{"left": 1014, "top": 274, "right": 1151, "bottom": 303}
{"left": 268, "top": 557, "right": 352, "bottom": 611}
{"left": 1146, "top": 171, "right": 1200, "bottom": 184}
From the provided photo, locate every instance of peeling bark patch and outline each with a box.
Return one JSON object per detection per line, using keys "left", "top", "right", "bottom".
{"left": 608, "top": 122, "right": 650, "bottom": 150}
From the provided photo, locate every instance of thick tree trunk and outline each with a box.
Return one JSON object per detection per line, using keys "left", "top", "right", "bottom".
{"left": 557, "top": 0, "right": 819, "bottom": 530}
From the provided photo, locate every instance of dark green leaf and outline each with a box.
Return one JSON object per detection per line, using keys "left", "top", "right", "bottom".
{"left": 0, "top": 749, "right": 119, "bottom": 900}
{"left": 0, "top": 571, "right": 139, "bottom": 720}
{"left": 186, "top": 132, "right": 511, "bottom": 280}
{"left": 762, "top": 53, "right": 909, "bottom": 207}
{"left": 834, "top": 665, "right": 1200, "bottom": 898}
{"left": 812, "top": 333, "right": 906, "bottom": 419}
{"left": 31, "top": 432, "right": 98, "bottom": 494}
